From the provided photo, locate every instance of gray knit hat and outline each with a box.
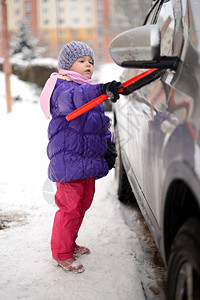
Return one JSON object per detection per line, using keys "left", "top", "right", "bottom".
{"left": 58, "top": 41, "right": 95, "bottom": 70}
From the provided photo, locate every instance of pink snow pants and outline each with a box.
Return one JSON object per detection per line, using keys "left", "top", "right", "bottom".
{"left": 51, "top": 177, "right": 95, "bottom": 261}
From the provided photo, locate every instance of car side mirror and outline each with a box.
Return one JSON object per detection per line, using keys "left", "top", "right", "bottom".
{"left": 109, "top": 25, "right": 179, "bottom": 70}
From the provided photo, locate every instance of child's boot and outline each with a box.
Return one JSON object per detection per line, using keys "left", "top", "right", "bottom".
{"left": 54, "top": 257, "right": 85, "bottom": 273}
{"left": 73, "top": 244, "right": 90, "bottom": 258}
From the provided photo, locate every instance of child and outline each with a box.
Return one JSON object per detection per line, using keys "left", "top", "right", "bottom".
{"left": 40, "top": 41, "right": 121, "bottom": 273}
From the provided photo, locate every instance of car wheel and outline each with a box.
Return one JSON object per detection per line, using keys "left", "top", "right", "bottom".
{"left": 114, "top": 124, "right": 136, "bottom": 205}
{"left": 167, "top": 217, "right": 200, "bottom": 300}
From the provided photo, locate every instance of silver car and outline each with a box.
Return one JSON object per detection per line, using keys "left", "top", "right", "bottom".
{"left": 110, "top": 0, "right": 200, "bottom": 299}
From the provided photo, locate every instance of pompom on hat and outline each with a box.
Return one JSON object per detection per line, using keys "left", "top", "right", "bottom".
{"left": 58, "top": 41, "right": 95, "bottom": 70}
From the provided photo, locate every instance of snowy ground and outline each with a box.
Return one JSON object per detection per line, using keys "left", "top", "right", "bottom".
{"left": 0, "top": 65, "right": 166, "bottom": 300}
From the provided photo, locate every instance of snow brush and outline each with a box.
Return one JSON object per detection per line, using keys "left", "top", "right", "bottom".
{"left": 66, "top": 68, "right": 164, "bottom": 121}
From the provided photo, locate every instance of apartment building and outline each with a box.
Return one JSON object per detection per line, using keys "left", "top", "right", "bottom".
{"left": 0, "top": 0, "right": 108, "bottom": 62}
{"left": 0, "top": 0, "right": 38, "bottom": 57}
{"left": 95, "top": 0, "right": 109, "bottom": 63}
{"left": 38, "top": 0, "right": 97, "bottom": 55}
{"left": 0, "top": 1, "right": 149, "bottom": 63}
{"left": 7, "top": 0, "right": 37, "bottom": 34}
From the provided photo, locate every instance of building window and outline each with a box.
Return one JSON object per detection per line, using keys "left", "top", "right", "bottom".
{"left": 71, "top": 29, "right": 78, "bottom": 36}
{"left": 43, "top": 8, "right": 48, "bottom": 14}
{"left": 25, "top": 2, "right": 31, "bottom": 11}
{"left": 71, "top": 18, "right": 79, "bottom": 24}
{"left": 43, "top": 30, "right": 49, "bottom": 37}
{"left": 58, "top": 19, "right": 65, "bottom": 24}
{"left": 26, "top": 25, "right": 31, "bottom": 32}
{"left": 98, "top": 11, "right": 103, "bottom": 19}
{"left": 16, "top": 20, "right": 21, "bottom": 26}
{"left": 86, "top": 18, "right": 92, "bottom": 24}
{"left": 85, "top": 7, "right": 92, "bottom": 13}
{"left": 98, "top": 22, "right": 103, "bottom": 29}
{"left": 97, "top": 0, "right": 103, "bottom": 8}
{"left": 98, "top": 33, "right": 103, "bottom": 42}
{"left": 26, "top": 14, "right": 31, "bottom": 22}
{"left": 57, "top": 7, "right": 64, "bottom": 14}
{"left": 44, "top": 19, "right": 49, "bottom": 25}
{"left": 70, "top": 7, "right": 78, "bottom": 13}
{"left": 15, "top": 9, "right": 21, "bottom": 15}
{"left": 14, "top": 0, "right": 20, "bottom": 3}
{"left": 58, "top": 30, "right": 65, "bottom": 36}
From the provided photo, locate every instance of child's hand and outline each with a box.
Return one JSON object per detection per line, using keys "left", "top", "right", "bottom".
{"left": 101, "top": 81, "right": 123, "bottom": 102}
{"left": 104, "top": 141, "right": 118, "bottom": 170}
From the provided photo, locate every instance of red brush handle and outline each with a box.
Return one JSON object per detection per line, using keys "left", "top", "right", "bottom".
{"left": 66, "top": 68, "right": 157, "bottom": 121}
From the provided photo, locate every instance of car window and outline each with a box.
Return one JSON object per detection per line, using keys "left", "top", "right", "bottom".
{"left": 155, "top": 1, "right": 175, "bottom": 56}
{"left": 145, "top": 0, "right": 162, "bottom": 25}
{"left": 145, "top": 0, "right": 183, "bottom": 57}
{"left": 141, "top": 1, "right": 176, "bottom": 112}
{"left": 139, "top": 0, "right": 184, "bottom": 113}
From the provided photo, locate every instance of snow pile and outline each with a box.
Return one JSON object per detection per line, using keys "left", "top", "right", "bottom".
{"left": 0, "top": 66, "right": 166, "bottom": 300}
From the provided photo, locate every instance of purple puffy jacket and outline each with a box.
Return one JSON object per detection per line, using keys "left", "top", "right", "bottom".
{"left": 47, "top": 78, "right": 111, "bottom": 182}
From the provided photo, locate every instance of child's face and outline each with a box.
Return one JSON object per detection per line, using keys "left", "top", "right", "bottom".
{"left": 69, "top": 56, "right": 94, "bottom": 79}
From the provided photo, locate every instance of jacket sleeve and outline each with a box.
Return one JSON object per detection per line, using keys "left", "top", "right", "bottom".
{"left": 55, "top": 82, "right": 102, "bottom": 116}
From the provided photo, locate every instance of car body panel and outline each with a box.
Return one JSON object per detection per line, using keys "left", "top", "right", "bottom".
{"left": 111, "top": 0, "right": 200, "bottom": 263}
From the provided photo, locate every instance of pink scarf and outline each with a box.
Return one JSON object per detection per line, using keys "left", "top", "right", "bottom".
{"left": 40, "top": 69, "right": 92, "bottom": 119}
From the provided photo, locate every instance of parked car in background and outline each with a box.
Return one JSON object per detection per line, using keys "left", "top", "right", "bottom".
{"left": 109, "top": 0, "right": 200, "bottom": 299}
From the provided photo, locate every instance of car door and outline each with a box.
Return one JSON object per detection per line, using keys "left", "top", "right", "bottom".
{"left": 125, "top": 0, "right": 184, "bottom": 225}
